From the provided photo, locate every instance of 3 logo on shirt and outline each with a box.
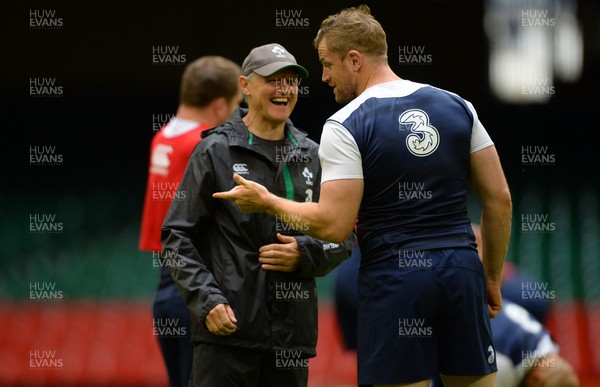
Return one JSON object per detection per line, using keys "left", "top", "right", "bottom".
{"left": 398, "top": 109, "right": 440, "bottom": 157}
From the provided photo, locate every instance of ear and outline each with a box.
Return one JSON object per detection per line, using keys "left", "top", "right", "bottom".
{"left": 239, "top": 75, "right": 251, "bottom": 96}
{"left": 346, "top": 50, "right": 363, "bottom": 72}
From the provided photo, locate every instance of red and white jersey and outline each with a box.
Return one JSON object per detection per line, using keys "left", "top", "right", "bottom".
{"left": 139, "top": 118, "right": 211, "bottom": 251}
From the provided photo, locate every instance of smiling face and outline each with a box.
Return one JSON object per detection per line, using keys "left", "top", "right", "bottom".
{"left": 243, "top": 69, "right": 300, "bottom": 126}
{"left": 318, "top": 38, "right": 357, "bottom": 104}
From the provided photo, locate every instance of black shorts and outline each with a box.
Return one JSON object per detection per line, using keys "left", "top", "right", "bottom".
{"left": 190, "top": 342, "right": 309, "bottom": 387}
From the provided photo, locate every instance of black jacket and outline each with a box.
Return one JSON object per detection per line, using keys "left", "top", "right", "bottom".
{"left": 161, "top": 108, "right": 353, "bottom": 357}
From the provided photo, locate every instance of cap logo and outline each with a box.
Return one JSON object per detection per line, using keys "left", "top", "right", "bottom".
{"left": 272, "top": 46, "right": 287, "bottom": 59}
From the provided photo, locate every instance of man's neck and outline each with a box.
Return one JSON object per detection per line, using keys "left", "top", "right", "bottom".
{"left": 176, "top": 104, "right": 217, "bottom": 127}
{"left": 359, "top": 63, "right": 402, "bottom": 95}
{"left": 242, "top": 111, "right": 286, "bottom": 141}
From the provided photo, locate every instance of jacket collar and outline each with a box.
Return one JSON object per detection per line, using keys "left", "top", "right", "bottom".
{"left": 203, "top": 107, "right": 310, "bottom": 150}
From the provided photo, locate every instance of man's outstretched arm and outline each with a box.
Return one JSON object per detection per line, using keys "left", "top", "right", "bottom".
{"left": 213, "top": 174, "right": 363, "bottom": 243}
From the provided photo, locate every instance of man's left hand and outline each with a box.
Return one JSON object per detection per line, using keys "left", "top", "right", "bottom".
{"left": 258, "top": 233, "right": 301, "bottom": 272}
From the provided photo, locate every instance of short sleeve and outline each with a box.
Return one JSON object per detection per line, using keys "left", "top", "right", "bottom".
{"left": 466, "top": 100, "right": 494, "bottom": 153}
{"left": 318, "top": 120, "right": 363, "bottom": 183}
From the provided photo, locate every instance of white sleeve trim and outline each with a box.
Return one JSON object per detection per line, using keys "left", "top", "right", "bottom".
{"left": 466, "top": 100, "right": 494, "bottom": 153}
{"left": 318, "top": 120, "right": 363, "bottom": 183}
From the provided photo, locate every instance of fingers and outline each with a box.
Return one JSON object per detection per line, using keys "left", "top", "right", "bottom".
{"left": 259, "top": 252, "right": 295, "bottom": 262}
{"left": 258, "top": 234, "right": 300, "bottom": 272}
{"left": 205, "top": 304, "right": 237, "bottom": 335}
{"left": 232, "top": 173, "right": 251, "bottom": 187}
{"left": 259, "top": 238, "right": 294, "bottom": 255}
{"left": 212, "top": 175, "right": 271, "bottom": 214}
{"left": 276, "top": 233, "right": 296, "bottom": 243}
{"left": 258, "top": 246, "right": 296, "bottom": 260}
{"left": 259, "top": 234, "right": 298, "bottom": 253}
{"left": 259, "top": 253, "right": 300, "bottom": 272}
{"left": 212, "top": 174, "right": 249, "bottom": 200}
{"left": 259, "top": 248, "right": 296, "bottom": 272}
{"left": 212, "top": 187, "right": 238, "bottom": 200}
{"left": 212, "top": 191, "right": 230, "bottom": 200}
{"left": 259, "top": 257, "right": 294, "bottom": 272}
{"left": 225, "top": 304, "right": 238, "bottom": 324}
{"left": 258, "top": 244, "right": 295, "bottom": 255}
{"left": 488, "top": 304, "right": 502, "bottom": 318}
{"left": 487, "top": 299, "right": 502, "bottom": 318}
{"left": 486, "top": 283, "right": 503, "bottom": 318}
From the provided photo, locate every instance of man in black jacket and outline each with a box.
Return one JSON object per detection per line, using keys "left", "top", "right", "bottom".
{"left": 161, "top": 43, "right": 353, "bottom": 387}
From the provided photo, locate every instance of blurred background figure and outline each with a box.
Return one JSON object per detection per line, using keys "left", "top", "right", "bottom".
{"left": 484, "top": 0, "right": 583, "bottom": 104}
{"left": 138, "top": 56, "right": 242, "bottom": 387}
{"left": 487, "top": 299, "right": 579, "bottom": 387}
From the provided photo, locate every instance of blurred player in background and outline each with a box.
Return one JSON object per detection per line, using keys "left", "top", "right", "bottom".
{"left": 485, "top": 299, "right": 579, "bottom": 387}
{"left": 139, "top": 56, "right": 242, "bottom": 387}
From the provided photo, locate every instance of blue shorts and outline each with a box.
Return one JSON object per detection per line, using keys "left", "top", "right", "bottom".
{"left": 357, "top": 248, "right": 497, "bottom": 385}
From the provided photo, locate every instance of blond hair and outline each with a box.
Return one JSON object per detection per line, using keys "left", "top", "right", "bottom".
{"left": 313, "top": 4, "right": 388, "bottom": 60}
